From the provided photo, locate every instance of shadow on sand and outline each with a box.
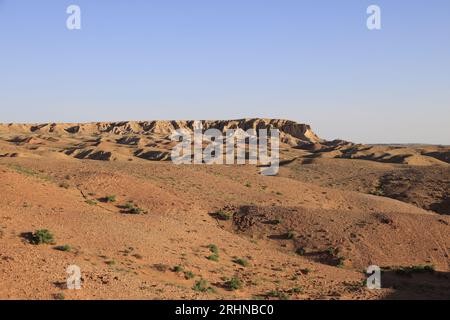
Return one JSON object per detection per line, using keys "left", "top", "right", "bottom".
{"left": 381, "top": 269, "right": 450, "bottom": 300}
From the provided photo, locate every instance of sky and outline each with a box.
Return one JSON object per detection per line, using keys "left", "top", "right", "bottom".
{"left": 0, "top": 0, "right": 449, "bottom": 144}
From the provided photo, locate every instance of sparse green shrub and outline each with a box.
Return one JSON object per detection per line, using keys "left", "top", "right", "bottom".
{"left": 301, "top": 268, "right": 311, "bottom": 275}
{"left": 289, "top": 287, "right": 303, "bottom": 294}
{"left": 32, "top": 229, "right": 55, "bottom": 245}
{"left": 124, "top": 202, "right": 142, "bottom": 214}
{"left": 172, "top": 265, "right": 184, "bottom": 272}
{"left": 105, "top": 260, "right": 116, "bottom": 266}
{"left": 286, "top": 231, "right": 296, "bottom": 239}
{"left": 324, "top": 247, "right": 346, "bottom": 268}
{"left": 104, "top": 195, "right": 116, "bottom": 203}
{"left": 184, "top": 271, "right": 195, "bottom": 279}
{"left": 233, "top": 258, "right": 249, "bottom": 267}
{"left": 192, "top": 279, "right": 214, "bottom": 293}
{"left": 207, "top": 254, "right": 219, "bottom": 262}
{"left": 54, "top": 293, "right": 65, "bottom": 300}
{"left": 215, "top": 210, "right": 231, "bottom": 221}
{"left": 295, "top": 247, "right": 305, "bottom": 255}
{"left": 125, "top": 202, "right": 134, "bottom": 210}
{"left": 336, "top": 257, "right": 345, "bottom": 268}
{"left": 370, "top": 187, "right": 385, "bottom": 197}
{"left": 224, "top": 277, "right": 243, "bottom": 291}
{"left": 266, "top": 290, "right": 289, "bottom": 300}
{"left": 55, "top": 244, "right": 71, "bottom": 252}
{"left": 326, "top": 247, "right": 339, "bottom": 256}
{"left": 207, "top": 244, "right": 219, "bottom": 255}
{"left": 129, "top": 206, "right": 142, "bottom": 214}
{"left": 85, "top": 199, "right": 97, "bottom": 206}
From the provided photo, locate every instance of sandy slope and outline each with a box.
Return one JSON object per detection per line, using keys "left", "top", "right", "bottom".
{"left": 0, "top": 120, "right": 449, "bottom": 300}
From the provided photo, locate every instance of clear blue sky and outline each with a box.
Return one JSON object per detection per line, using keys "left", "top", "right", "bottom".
{"left": 1, "top": 0, "right": 449, "bottom": 144}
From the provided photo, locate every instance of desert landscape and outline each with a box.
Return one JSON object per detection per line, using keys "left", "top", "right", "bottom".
{"left": 0, "top": 118, "right": 449, "bottom": 300}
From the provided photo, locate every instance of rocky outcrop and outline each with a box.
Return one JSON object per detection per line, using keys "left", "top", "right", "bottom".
{"left": 0, "top": 119, "right": 323, "bottom": 147}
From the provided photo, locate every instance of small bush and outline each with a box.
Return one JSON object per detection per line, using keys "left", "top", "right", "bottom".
{"left": 324, "top": 247, "right": 346, "bottom": 267}
{"left": 85, "top": 199, "right": 97, "bottom": 206}
{"left": 129, "top": 206, "right": 142, "bottom": 214}
{"left": 289, "top": 287, "right": 303, "bottom": 294}
{"left": 172, "top": 265, "right": 184, "bottom": 273}
{"left": 326, "top": 247, "right": 339, "bottom": 256}
{"left": 224, "top": 277, "right": 243, "bottom": 291}
{"left": 125, "top": 202, "right": 135, "bottom": 210}
{"left": 336, "top": 257, "right": 345, "bottom": 268}
{"left": 54, "top": 293, "right": 65, "bottom": 300}
{"left": 286, "top": 231, "right": 296, "bottom": 239}
{"left": 295, "top": 247, "right": 306, "bottom": 255}
{"left": 55, "top": 244, "right": 71, "bottom": 252}
{"left": 233, "top": 258, "right": 249, "bottom": 267}
{"left": 207, "top": 254, "right": 219, "bottom": 262}
{"left": 215, "top": 210, "right": 231, "bottom": 221}
{"left": 105, "top": 260, "right": 116, "bottom": 266}
{"left": 207, "top": 244, "right": 219, "bottom": 255}
{"left": 124, "top": 202, "right": 142, "bottom": 214}
{"left": 370, "top": 188, "right": 385, "bottom": 196}
{"left": 266, "top": 290, "right": 289, "bottom": 300}
{"left": 32, "top": 229, "right": 55, "bottom": 245}
{"left": 184, "top": 271, "right": 195, "bottom": 279}
{"left": 104, "top": 195, "right": 116, "bottom": 203}
{"left": 192, "top": 279, "right": 214, "bottom": 293}
{"left": 301, "top": 268, "right": 311, "bottom": 275}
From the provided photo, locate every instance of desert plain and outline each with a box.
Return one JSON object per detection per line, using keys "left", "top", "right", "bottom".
{"left": 0, "top": 118, "right": 448, "bottom": 300}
